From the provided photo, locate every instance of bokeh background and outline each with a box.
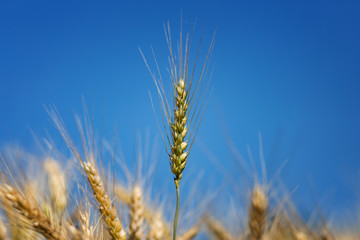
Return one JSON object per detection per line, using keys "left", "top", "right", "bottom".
{"left": 1, "top": 0, "right": 359, "bottom": 222}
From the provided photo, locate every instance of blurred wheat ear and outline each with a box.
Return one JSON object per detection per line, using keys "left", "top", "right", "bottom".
{"left": 129, "top": 185, "right": 144, "bottom": 240}
{"left": 140, "top": 19, "right": 215, "bottom": 240}
{"left": 0, "top": 184, "right": 68, "bottom": 240}
{"left": 247, "top": 185, "right": 268, "bottom": 240}
{"left": 47, "top": 107, "right": 126, "bottom": 240}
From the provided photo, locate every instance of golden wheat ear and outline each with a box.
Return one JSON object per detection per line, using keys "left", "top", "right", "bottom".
{"left": 129, "top": 184, "right": 144, "bottom": 240}
{"left": 47, "top": 107, "right": 126, "bottom": 240}
{"left": 0, "top": 184, "right": 68, "bottom": 240}
{"left": 43, "top": 159, "right": 68, "bottom": 216}
{"left": 247, "top": 185, "right": 268, "bottom": 240}
{"left": 115, "top": 184, "right": 172, "bottom": 240}
{"left": 146, "top": 211, "right": 171, "bottom": 240}
{"left": 142, "top": 20, "right": 215, "bottom": 240}
{"left": 78, "top": 210, "right": 94, "bottom": 240}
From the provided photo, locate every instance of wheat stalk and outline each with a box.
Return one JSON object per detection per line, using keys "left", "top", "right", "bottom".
{"left": 141, "top": 20, "right": 215, "bottom": 240}
{"left": 248, "top": 185, "right": 268, "bottom": 240}
{"left": 0, "top": 184, "right": 67, "bottom": 240}
{"left": 129, "top": 185, "right": 144, "bottom": 240}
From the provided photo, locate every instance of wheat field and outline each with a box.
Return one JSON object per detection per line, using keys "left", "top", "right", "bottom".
{"left": 0, "top": 21, "right": 359, "bottom": 240}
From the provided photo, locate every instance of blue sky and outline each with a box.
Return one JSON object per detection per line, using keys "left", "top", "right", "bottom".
{"left": 1, "top": 0, "right": 360, "bottom": 219}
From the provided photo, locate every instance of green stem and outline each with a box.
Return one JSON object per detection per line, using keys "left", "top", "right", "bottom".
{"left": 173, "top": 182, "right": 180, "bottom": 240}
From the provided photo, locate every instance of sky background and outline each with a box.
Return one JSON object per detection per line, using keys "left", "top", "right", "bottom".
{"left": 1, "top": 0, "right": 360, "bottom": 223}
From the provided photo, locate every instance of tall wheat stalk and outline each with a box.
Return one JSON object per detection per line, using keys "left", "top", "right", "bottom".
{"left": 141, "top": 19, "right": 215, "bottom": 240}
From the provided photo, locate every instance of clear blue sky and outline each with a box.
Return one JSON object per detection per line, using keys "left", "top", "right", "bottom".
{"left": 1, "top": 0, "right": 359, "bottom": 219}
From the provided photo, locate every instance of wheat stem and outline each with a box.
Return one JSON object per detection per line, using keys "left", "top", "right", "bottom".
{"left": 173, "top": 184, "right": 180, "bottom": 240}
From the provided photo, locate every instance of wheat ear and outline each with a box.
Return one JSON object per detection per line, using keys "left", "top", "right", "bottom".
{"left": 142, "top": 20, "right": 215, "bottom": 240}
{"left": 116, "top": 184, "right": 171, "bottom": 237}
{"left": 146, "top": 212, "right": 168, "bottom": 240}
{"left": 47, "top": 108, "right": 126, "bottom": 240}
{"left": 79, "top": 211, "right": 94, "bottom": 240}
{"left": 0, "top": 184, "right": 67, "bottom": 240}
{"left": 170, "top": 78, "right": 189, "bottom": 187}
{"left": 204, "top": 216, "right": 233, "bottom": 240}
{"left": 44, "top": 159, "right": 67, "bottom": 215}
{"left": 248, "top": 185, "right": 268, "bottom": 240}
{"left": 129, "top": 185, "right": 144, "bottom": 240}
{"left": 83, "top": 161, "right": 126, "bottom": 240}
{"left": 116, "top": 185, "right": 172, "bottom": 239}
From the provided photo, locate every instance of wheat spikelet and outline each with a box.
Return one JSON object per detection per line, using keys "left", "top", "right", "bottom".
{"left": 178, "top": 225, "right": 199, "bottom": 240}
{"left": 83, "top": 161, "right": 126, "bottom": 240}
{"left": 79, "top": 211, "right": 94, "bottom": 240}
{"left": 129, "top": 185, "right": 144, "bottom": 240}
{"left": 247, "top": 185, "right": 268, "bottom": 240}
{"left": 0, "top": 184, "right": 67, "bottom": 240}
{"left": 146, "top": 212, "right": 167, "bottom": 240}
{"left": 295, "top": 231, "right": 310, "bottom": 240}
{"left": 0, "top": 217, "right": 7, "bottom": 240}
{"left": 204, "top": 216, "right": 233, "bottom": 240}
{"left": 44, "top": 158, "right": 67, "bottom": 214}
